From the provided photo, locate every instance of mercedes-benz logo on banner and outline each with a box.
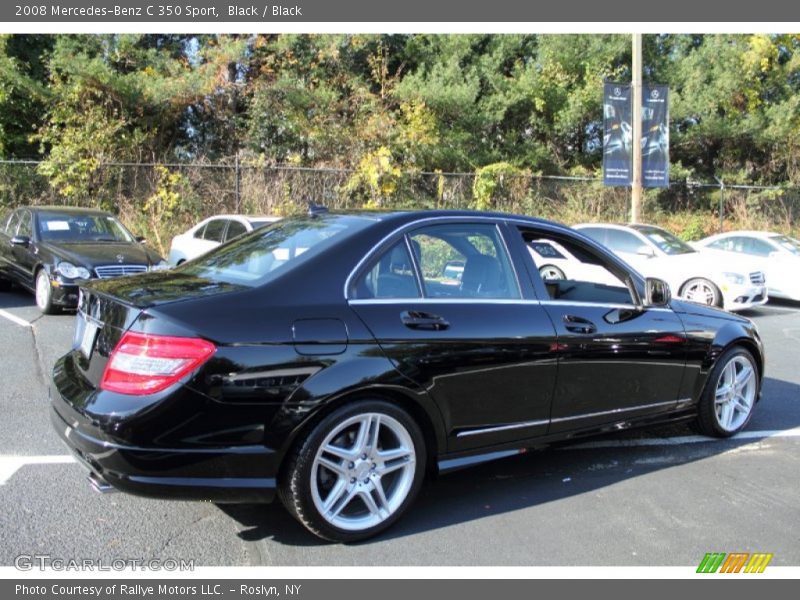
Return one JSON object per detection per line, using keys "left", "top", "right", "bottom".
{"left": 651, "top": 89, "right": 660, "bottom": 99}
{"left": 116, "top": 254, "right": 125, "bottom": 263}
{"left": 614, "top": 87, "right": 621, "bottom": 96}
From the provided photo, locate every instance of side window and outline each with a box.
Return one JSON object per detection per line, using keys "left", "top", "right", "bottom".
{"left": 17, "top": 211, "right": 32, "bottom": 237}
{"left": 744, "top": 237, "right": 773, "bottom": 257}
{"left": 576, "top": 226, "right": 607, "bottom": 246}
{"left": 708, "top": 238, "right": 735, "bottom": 252}
{"left": 409, "top": 224, "right": 520, "bottom": 299}
{"left": 353, "top": 240, "right": 420, "bottom": 299}
{"left": 203, "top": 219, "right": 227, "bottom": 242}
{"left": 605, "top": 229, "right": 644, "bottom": 254}
{"left": 4, "top": 212, "right": 20, "bottom": 235}
{"left": 193, "top": 223, "right": 208, "bottom": 239}
{"left": 225, "top": 221, "right": 248, "bottom": 241}
{"left": 520, "top": 228, "right": 635, "bottom": 305}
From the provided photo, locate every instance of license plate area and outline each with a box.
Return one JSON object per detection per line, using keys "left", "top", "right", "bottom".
{"left": 75, "top": 312, "right": 101, "bottom": 359}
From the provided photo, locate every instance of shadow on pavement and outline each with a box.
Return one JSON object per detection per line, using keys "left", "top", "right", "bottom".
{"left": 218, "top": 376, "right": 800, "bottom": 548}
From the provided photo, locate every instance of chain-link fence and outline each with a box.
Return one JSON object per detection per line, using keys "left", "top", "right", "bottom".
{"left": 1, "top": 159, "right": 798, "bottom": 254}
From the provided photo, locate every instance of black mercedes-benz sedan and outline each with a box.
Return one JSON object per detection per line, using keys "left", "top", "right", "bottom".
{"left": 0, "top": 206, "right": 166, "bottom": 314}
{"left": 50, "top": 210, "right": 764, "bottom": 542}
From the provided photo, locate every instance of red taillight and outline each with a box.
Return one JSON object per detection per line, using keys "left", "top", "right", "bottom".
{"left": 100, "top": 332, "right": 216, "bottom": 395}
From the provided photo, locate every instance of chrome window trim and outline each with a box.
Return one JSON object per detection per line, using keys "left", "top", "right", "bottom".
{"left": 348, "top": 298, "right": 542, "bottom": 306}
{"left": 345, "top": 215, "right": 525, "bottom": 301}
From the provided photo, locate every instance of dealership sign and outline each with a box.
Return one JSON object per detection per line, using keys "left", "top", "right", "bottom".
{"left": 603, "top": 82, "right": 669, "bottom": 187}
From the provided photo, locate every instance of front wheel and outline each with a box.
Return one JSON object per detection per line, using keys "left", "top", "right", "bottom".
{"left": 279, "top": 400, "right": 425, "bottom": 542}
{"left": 35, "top": 269, "right": 57, "bottom": 315}
{"left": 680, "top": 278, "right": 722, "bottom": 307}
{"left": 694, "top": 347, "right": 759, "bottom": 437}
{"left": 539, "top": 264, "right": 565, "bottom": 280}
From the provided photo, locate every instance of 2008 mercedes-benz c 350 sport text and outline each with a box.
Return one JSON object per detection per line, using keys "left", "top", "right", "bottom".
{"left": 51, "top": 210, "right": 764, "bottom": 542}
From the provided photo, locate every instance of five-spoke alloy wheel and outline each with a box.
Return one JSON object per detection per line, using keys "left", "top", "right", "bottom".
{"left": 680, "top": 278, "right": 722, "bottom": 307}
{"left": 279, "top": 400, "right": 425, "bottom": 542}
{"left": 695, "top": 347, "right": 759, "bottom": 437}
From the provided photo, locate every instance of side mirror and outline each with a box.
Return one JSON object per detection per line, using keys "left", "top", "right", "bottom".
{"left": 636, "top": 245, "right": 656, "bottom": 258}
{"left": 645, "top": 277, "right": 671, "bottom": 307}
{"left": 135, "top": 236, "right": 146, "bottom": 244}
{"left": 10, "top": 235, "right": 31, "bottom": 247}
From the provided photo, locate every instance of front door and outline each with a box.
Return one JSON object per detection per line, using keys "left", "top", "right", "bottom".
{"left": 514, "top": 225, "right": 688, "bottom": 433}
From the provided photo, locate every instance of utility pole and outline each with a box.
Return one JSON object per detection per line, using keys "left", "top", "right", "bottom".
{"left": 631, "top": 33, "right": 643, "bottom": 223}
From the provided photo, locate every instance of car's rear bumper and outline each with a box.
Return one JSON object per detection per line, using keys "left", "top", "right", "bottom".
{"left": 50, "top": 376, "right": 278, "bottom": 503}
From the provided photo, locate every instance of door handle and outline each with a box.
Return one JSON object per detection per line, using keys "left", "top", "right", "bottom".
{"left": 401, "top": 310, "right": 450, "bottom": 331}
{"left": 563, "top": 314, "right": 597, "bottom": 334}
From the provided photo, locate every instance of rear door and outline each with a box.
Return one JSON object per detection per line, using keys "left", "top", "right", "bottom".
{"left": 348, "top": 219, "right": 558, "bottom": 453}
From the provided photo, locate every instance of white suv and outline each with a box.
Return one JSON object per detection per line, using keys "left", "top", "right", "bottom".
{"left": 573, "top": 223, "right": 767, "bottom": 311}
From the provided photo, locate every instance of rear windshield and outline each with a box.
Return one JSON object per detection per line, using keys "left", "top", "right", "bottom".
{"left": 174, "top": 215, "right": 374, "bottom": 288}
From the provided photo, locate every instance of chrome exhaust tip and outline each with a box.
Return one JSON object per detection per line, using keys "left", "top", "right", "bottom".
{"left": 88, "top": 472, "right": 117, "bottom": 494}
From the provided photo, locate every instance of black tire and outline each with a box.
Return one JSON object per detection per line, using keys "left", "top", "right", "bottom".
{"left": 0, "top": 277, "right": 11, "bottom": 292}
{"left": 694, "top": 346, "right": 759, "bottom": 438}
{"left": 34, "top": 268, "right": 58, "bottom": 315}
{"left": 679, "top": 277, "right": 722, "bottom": 307}
{"left": 278, "top": 400, "right": 426, "bottom": 543}
{"left": 539, "top": 264, "right": 566, "bottom": 280}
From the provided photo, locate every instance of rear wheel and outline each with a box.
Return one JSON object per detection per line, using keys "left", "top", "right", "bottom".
{"left": 279, "top": 400, "right": 425, "bottom": 542}
{"left": 35, "top": 269, "right": 57, "bottom": 315}
{"left": 694, "top": 346, "right": 759, "bottom": 437}
{"left": 680, "top": 278, "right": 722, "bottom": 307}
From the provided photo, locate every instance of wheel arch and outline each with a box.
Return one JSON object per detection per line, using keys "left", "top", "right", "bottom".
{"left": 692, "top": 324, "right": 764, "bottom": 402}
{"left": 277, "top": 384, "right": 444, "bottom": 482}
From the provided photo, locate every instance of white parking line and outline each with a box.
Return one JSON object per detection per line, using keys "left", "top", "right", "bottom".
{"left": 563, "top": 427, "right": 800, "bottom": 450}
{"left": 0, "top": 455, "right": 74, "bottom": 485}
{"left": 2, "top": 427, "right": 800, "bottom": 485}
{"left": 0, "top": 308, "right": 32, "bottom": 328}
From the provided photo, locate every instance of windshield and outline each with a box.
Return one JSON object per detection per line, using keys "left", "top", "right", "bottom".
{"left": 634, "top": 226, "right": 695, "bottom": 255}
{"left": 37, "top": 212, "right": 135, "bottom": 243}
{"left": 770, "top": 235, "right": 800, "bottom": 256}
{"left": 175, "top": 214, "right": 374, "bottom": 288}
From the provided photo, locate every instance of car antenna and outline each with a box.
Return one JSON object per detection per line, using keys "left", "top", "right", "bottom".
{"left": 307, "top": 201, "right": 329, "bottom": 218}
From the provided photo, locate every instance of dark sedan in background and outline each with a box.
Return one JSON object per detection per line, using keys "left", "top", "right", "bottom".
{"left": 0, "top": 206, "right": 166, "bottom": 314}
{"left": 50, "top": 210, "right": 764, "bottom": 542}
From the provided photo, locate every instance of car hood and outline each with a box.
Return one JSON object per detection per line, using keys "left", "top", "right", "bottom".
{"left": 681, "top": 248, "right": 765, "bottom": 275}
{"left": 85, "top": 270, "right": 249, "bottom": 309}
{"left": 41, "top": 241, "right": 162, "bottom": 268}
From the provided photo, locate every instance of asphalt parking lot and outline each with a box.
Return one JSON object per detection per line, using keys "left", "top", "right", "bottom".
{"left": 1, "top": 288, "right": 798, "bottom": 567}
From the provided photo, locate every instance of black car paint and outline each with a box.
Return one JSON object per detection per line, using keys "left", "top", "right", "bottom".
{"left": 0, "top": 206, "right": 163, "bottom": 308}
{"left": 50, "top": 210, "right": 764, "bottom": 504}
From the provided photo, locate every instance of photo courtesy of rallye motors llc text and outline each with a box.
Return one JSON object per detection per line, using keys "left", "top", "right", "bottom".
{"left": 15, "top": 584, "right": 303, "bottom": 597}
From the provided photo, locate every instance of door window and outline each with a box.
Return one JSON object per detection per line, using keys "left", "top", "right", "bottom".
{"left": 202, "top": 219, "right": 228, "bottom": 242}
{"left": 605, "top": 229, "right": 644, "bottom": 254}
{"left": 352, "top": 241, "right": 420, "bottom": 299}
{"left": 408, "top": 224, "right": 520, "bottom": 299}
{"left": 16, "top": 211, "right": 32, "bottom": 237}
{"left": 520, "top": 228, "right": 635, "bottom": 305}
{"left": 225, "top": 221, "right": 248, "bottom": 241}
